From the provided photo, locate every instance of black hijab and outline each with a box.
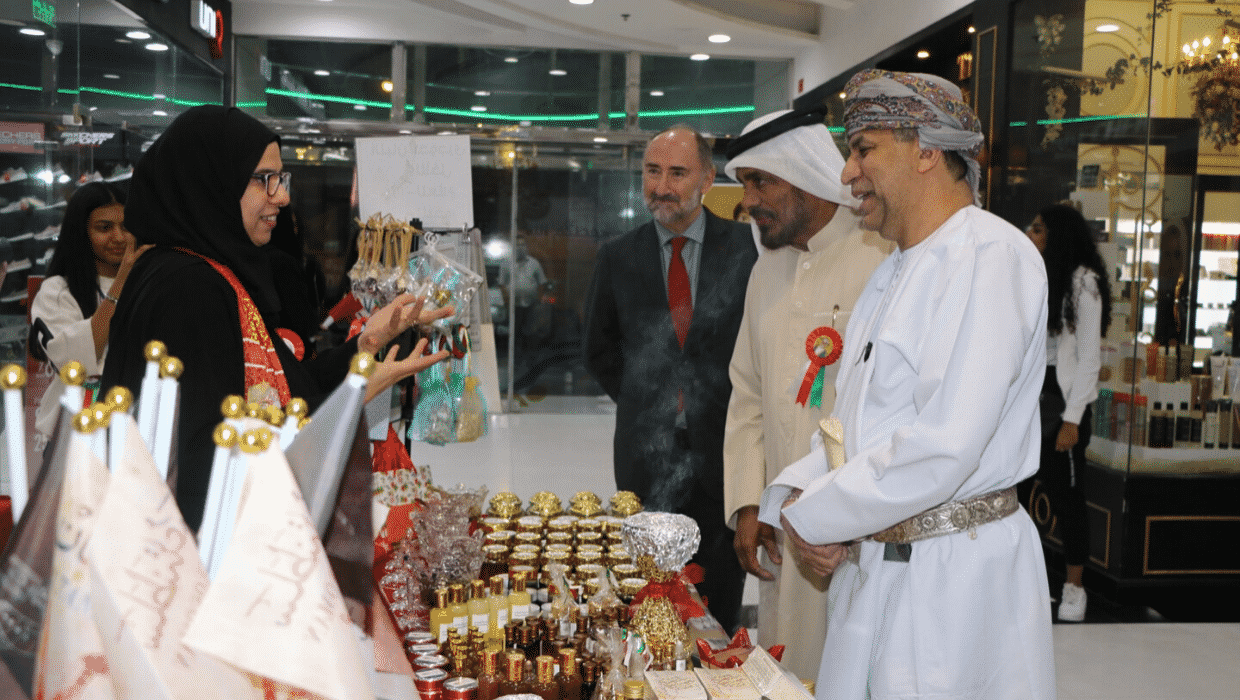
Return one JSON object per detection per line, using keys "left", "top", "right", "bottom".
{"left": 125, "top": 105, "right": 282, "bottom": 319}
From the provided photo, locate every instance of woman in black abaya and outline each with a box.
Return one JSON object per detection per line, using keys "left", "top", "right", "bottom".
{"left": 102, "top": 106, "right": 449, "bottom": 531}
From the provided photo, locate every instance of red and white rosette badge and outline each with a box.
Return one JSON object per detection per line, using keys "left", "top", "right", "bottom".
{"left": 796, "top": 326, "right": 843, "bottom": 407}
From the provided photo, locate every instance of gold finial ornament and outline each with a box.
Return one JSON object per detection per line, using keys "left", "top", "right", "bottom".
{"left": 264, "top": 405, "right": 284, "bottom": 426}
{"left": 159, "top": 356, "right": 184, "bottom": 379}
{"left": 350, "top": 352, "right": 376, "bottom": 378}
{"left": 0, "top": 364, "right": 26, "bottom": 390}
{"left": 105, "top": 386, "right": 133, "bottom": 413}
{"left": 60, "top": 361, "right": 86, "bottom": 386}
{"left": 220, "top": 395, "right": 246, "bottom": 419}
{"left": 90, "top": 402, "right": 111, "bottom": 426}
{"left": 297, "top": 416, "right": 311, "bottom": 430}
{"left": 284, "top": 397, "right": 309, "bottom": 419}
{"left": 245, "top": 402, "right": 264, "bottom": 419}
{"left": 213, "top": 422, "right": 239, "bottom": 448}
{"left": 239, "top": 427, "right": 273, "bottom": 454}
{"left": 72, "top": 409, "right": 95, "bottom": 433}
{"left": 143, "top": 340, "right": 167, "bottom": 363}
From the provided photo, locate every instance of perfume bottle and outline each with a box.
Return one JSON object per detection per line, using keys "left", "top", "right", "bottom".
{"left": 469, "top": 579, "right": 490, "bottom": 636}
{"left": 532, "top": 655, "right": 558, "bottom": 700}
{"left": 488, "top": 574, "right": 511, "bottom": 651}
{"left": 556, "top": 648, "right": 583, "bottom": 700}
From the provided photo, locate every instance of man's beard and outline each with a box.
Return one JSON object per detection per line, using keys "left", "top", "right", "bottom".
{"left": 646, "top": 189, "right": 701, "bottom": 228}
{"left": 752, "top": 202, "right": 813, "bottom": 250}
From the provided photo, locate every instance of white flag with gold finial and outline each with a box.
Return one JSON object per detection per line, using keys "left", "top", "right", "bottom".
{"left": 182, "top": 424, "right": 374, "bottom": 700}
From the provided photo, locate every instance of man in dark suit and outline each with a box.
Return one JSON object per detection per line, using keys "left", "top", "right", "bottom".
{"left": 583, "top": 125, "right": 757, "bottom": 633}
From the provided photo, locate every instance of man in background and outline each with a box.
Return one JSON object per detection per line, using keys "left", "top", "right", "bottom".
{"left": 722, "top": 106, "right": 889, "bottom": 680}
{"left": 584, "top": 125, "right": 756, "bottom": 633}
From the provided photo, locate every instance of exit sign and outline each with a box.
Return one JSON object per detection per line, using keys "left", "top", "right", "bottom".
{"left": 32, "top": 0, "right": 55, "bottom": 28}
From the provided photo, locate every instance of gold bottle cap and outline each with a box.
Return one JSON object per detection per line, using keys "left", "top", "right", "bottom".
{"left": 545, "top": 543, "right": 572, "bottom": 554}
{"left": 536, "top": 655, "right": 555, "bottom": 684}
{"left": 484, "top": 529, "right": 516, "bottom": 544}
{"left": 596, "top": 515, "right": 623, "bottom": 533}
{"left": 489, "top": 574, "right": 505, "bottom": 595}
{"left": 0, "top": 364, "right": 26, "bottom": 390}
{"left": 60, "top": 360, "right": 86, "bottom": 386}
{"left": 488, "top": 492, "right": 523, "bottom": 519}
{"left": 576, "top": 550, "right": 602, "bottom": 566}
{"left": 576, "top": 563, "right": 605, "bottom": 582}
{"left": 576, "top": 543, "right": 604, "bottom": 555}
{"left": 72, "top": 408, "right": 96, "bottom": 433}
{"left": 612, "top": 563, "right": 641, "bottom": 579}
{"left": 545, "top": 531, "right": 572, "bottom": 546}
{"left": 576, "top": 531, "right": 603, "bottom": 546}
{"left": 239, "top": 427, "right": 273, "bottom": 454}
{"left": 547, "top": 515, "right": 578, "bottom": 533}
{"left": 618, "top": 577, "right": 648, "bottom": 597}
{"left": 159, "top": 356, "right": 184, "bottom": 379}
{"left": 504, "top": 651, "right": 525, "bottom": 679}
{"left": 284, "top": 397, "right": 309, "bottom": 419}
{"left": 622, "top": 680, "right": 646, "bottom": 700}
{"left": 569, "top": 500, "right": 604, "bottom": 518}
{"left": 143, "top": 340, "right": 167, "bottom": 363}
{"left": 104, "top": 386, "right": 133, "bottom": 413}
{"left": 220, "top": 394, "right": 246, "bottom": 419}
{"left": 483, "top": 543, "right": 509, "bottom": 562}
{"left": 514, "top": 517, "right": 544, "bottom": 535}
{"left": 213, "top": 422, "right": 239, "bottom": 448}
{"left": 574, "top": 518, "right": 601, "bottom": 533}
{"left": 350, "top": 352, "right": 376, "bottom": 378}
{"left": 481, "top": 518, "right": 513, "bottom": 534}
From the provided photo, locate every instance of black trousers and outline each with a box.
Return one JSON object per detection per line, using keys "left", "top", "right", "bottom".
{"left": 678, "top": 493, "right": 746, "bottom": 636}
{"left": 1022, "top": 367, "right": 1092, "bottom": 567}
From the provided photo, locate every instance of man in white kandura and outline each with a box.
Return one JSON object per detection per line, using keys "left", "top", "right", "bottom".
{"left": 721, "top": 105, "right": 890, "bottom": 682}
{"left": 758, "top": 69, "right": 1056, "bottom": 699}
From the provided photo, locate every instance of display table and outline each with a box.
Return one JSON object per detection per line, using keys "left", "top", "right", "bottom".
{"left": 1028, "top": 438, "right": 1240, "bottom": 590}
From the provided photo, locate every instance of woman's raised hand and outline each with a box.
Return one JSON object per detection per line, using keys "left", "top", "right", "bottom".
{"left": 358, "top": 293, "right": 455, "bottom": 356}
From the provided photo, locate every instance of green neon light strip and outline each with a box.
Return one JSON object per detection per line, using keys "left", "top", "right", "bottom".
{"left": 0, "top": 81, "right": 752, "bottom": 122}
{"left": 1011, "top": 113, "right": 1148, "bottom": 127}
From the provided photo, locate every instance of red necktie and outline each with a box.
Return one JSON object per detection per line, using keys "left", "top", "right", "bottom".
{"left": 668, "top": 236, "right": 692, "bottom": 348}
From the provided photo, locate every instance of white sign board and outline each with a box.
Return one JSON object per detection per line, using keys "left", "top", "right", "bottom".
{"left": 355, "top": 135, "right": 473, "bottom": 229}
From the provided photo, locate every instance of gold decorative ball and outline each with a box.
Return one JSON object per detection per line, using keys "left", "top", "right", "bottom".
{"left": 245, "top": 402, "right": 264, "bottom": 419}
{"left": 90, "top": 402, "right": 111, "bottom": 426}
{"left": 159, "top": 356, "right": 184, "bottom": 379}
{"left": 143, "top": 340, "right": 167, "bottom": 362}
{"left": 284, "top": 397, "right": 309, "bottom": 419}
{"left": 264, "top": 405, "right": 284, "bottom": 426}
{"left": 60, "top": 361, "right": 86, "bottom": 386}
{"left": 350, "top": 352, "right": 376, "bottom": 378}
{"left": 297, "top": 416, "right": 311, "bottom": 430}
{"left": 239, "top": 427, "right": 273, "bottom": 454}
{"left": 0, "top": 364, "right": 26, "bottom": 390}
{"left": 72, "top": 409, "right": 95, "bottom": 433}
{"left": 105, "top": 386, "right": 133, "bottom": 413}
{"left": 220, "top": 395, "right": 246, "bottom": 419}
{"left": 212, "top": 422, "right": 239, "bottom": 448}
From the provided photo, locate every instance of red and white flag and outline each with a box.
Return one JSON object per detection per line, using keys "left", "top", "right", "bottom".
{"left": 182, "top": 428, "right": 373, "bottom": 700}
{"left": 33, "top": 422, "right": 113, "bottom": 700}
{"left": 83, "top": 414, "right": 259, "bottom": 700}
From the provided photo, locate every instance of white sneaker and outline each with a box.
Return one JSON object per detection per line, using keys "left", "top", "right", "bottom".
{"left": 1057, "top": 582, "right": 1087, "bottom": 622}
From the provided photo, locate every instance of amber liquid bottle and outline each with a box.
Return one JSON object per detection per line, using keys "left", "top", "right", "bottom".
{"left": 532, "top": 655, "right": 559, "bottom": 700}
{"left": 499, "top": 652, "right": 526, "bottom": 697}
{"left": 477, "top": 649, "right": 502, "bottom": 700}
{"left": 580, "top": 660, "right": 598, "bottom": 700}
{"left": 430, "top": 588, "right": 452, "bottom": 644}
{"left": 556, "top": 648, "right": 583, "bottom": 700}
{"left": 469, "top": 579, "right": 490, "bottom": 636}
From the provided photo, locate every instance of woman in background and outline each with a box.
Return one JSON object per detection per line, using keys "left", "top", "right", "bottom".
{"left": 29, "top": 181, "right": 150, "bottom": 450}
{"left": 1025, "top": 203, "right": 1112, "bottom": 622}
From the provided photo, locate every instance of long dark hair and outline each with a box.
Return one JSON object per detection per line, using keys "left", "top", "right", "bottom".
{"left": 1038, "top": 203, "right": 1112, "bottom": 338}
{"left": 46, "top": 181, "right": 127, "bottom": 318}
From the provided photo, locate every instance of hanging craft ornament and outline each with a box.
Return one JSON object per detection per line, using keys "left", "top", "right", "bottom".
{"left": 796, "top": 325, "right": 843, "bottom": 407}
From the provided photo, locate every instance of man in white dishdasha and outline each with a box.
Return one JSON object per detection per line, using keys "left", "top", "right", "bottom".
{"left": 758, "top": 69, "right": 1057, "bottom": 699}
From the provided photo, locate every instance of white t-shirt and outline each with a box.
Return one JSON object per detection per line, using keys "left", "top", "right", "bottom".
{"left": 29, "top": 274, "right": 112, "bottom": 441}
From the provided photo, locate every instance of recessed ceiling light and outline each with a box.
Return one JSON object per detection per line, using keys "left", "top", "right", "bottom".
{"left": 475, "top": 90, "right": 490, "bottom": 96}
{"left": 20, "top": 28, "right": 45, "bottom": 36}
{"left": 649, "top": 90, "right": 664, "bottom": 96}
{"left": 916, "top": 50, "right": 930, "bottom": 59}
{"left": 505, "top": 57, "right": 518, "bottom": 63}
{"left": 839, "top": 91, "right": 847, "bottom": 99}
{"left": 152, "top": 110, "right": 168, "bottom": 116}
{"left": 126, "top": 30, "right": 151, "bottom": 40}
{"left": 709, "top": 34, "right": 730, "bottom": 43}
{"left": 114, "top": 38, "right": 132, "bottom": 44}
{"left": 145, "top": 42, "right": 169, "bottom": 52}
{"left": 593, "top": 137, "right": 608, "bottom": 143}
{"left": 103, "top": 73, "right": 120, "bottom": 80}
{"left": 968, "top": 26, "right": 976, "bottom": 34}
{"left": 399, "top": 129, "right": 412, "bottom": 134}
{"left": 471, "top": 105, "right": 487, "bottom": 112}
{"left": 1096, "top": 24, "right": 1120, "bottom": 33}
{"left": 690, "top": 53, "right": 710, "bottom": 61}
{"left": 354, "top": 104, "right": 367, "bottom": 111}
{"left": 519, "top": 120, "right": 532, "bottom": 126}
{"left": 314, "top": 69, "right": 330, "bottom": 76}
{"left": 381, "top": 80, "right": 394, "bottom": 93}
{"left": 569, "top": 0, "right": 593, "bottom": 4}
{"left": 549, "top": 68, "right": 567, "bottom": 76}
{"left": 152, "top": 93, "right": 166, "bottom": 100}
